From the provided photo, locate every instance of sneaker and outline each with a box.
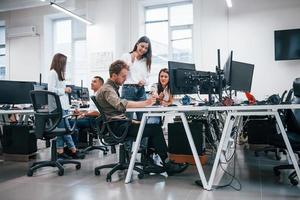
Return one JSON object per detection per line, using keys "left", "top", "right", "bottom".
{"left": 164, "top": 160, "right": 189, "bottom": 176}
{"left": 71, "top": 151, "right": 85, "bottom": 159}
{"left": 57, "top": 152, "right": 72, "bottom": 160}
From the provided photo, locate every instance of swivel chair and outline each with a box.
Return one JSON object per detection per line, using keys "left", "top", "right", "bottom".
{"left": 272, "top": 78, "right": 300, "bottom": 185}
{"left": 90, "top": 96, "right": 145, "bottom": 182}
{"left": 27, "top": 90, "right": 81, "bottom": 176}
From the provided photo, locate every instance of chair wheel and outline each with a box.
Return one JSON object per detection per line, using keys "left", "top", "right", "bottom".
{"left": 104, "top": 151, "right": 108, "bottom": 155}
{"left": 274, "top": 169, "right": 280, "bottom": 176}
{"left": 58, "top": 170, "right": 64, "bottom": 176}
{"left": 138, "top": 173, "right": 144, "bottom": 179}
{"left": 106, "top": 175, "right": 112, "bottom": 182}
{"left": 76, "top": 164, "right": 81, "bottom": 170}
{"left": 290, "top": 178, "right": 298, "bottom": 186}
{"left": 95, "top": 169, "right": 100, "bottom": 176}
{"left": 27, "top": 170, "right": 33, "bottom": 177}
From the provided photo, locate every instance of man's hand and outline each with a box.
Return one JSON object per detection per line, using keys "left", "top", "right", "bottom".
{"left": 138, "top": 80, "right": 145, "bottom": 87}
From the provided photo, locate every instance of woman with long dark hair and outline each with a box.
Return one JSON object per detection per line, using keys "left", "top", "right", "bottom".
{"left": 121, "top": 36, "right": 152, "bottom": 120}
{"left": 48, "top": 53, "right": 84, "bottom": 159}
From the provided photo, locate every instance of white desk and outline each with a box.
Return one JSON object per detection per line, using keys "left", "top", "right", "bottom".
{"left": 125, "top": 104, "right": 300, "bottom": 191}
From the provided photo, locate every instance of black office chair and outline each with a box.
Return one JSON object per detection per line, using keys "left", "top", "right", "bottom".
{"left": 272, "top": 79, "right": 300, "bottom": 185}
{"left": 27, "top": 90, "right": 81, "bottom": 176}
{"left": 81, "top": 118, "right": 109, "bottom": 155}
{"left": 90, "top": 96, "right": 145, "bottom": 182}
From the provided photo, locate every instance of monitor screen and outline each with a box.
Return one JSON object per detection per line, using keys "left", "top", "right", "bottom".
{"left": 275, "top": 29, "right": 300, "bottom": 60}
{"left": 33, "top": 83, "right": 48, "bottom": 90}
{"left": 223, "top": 51, "right": 233, "bottom": 86}
{"left": 0, "top": 80, "right": 35, "bottom": 104}
{"left": 80, "top": 87, "right": 90, "bottom": 101}
{"left": 229, "top": 61, "right": 254, "bottom": 92}
{"left": 168, "top": 61, "right": 197, "bottom": 95}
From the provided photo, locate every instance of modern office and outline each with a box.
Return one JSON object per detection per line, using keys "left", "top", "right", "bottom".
{"left": 0, "top": 0, "right": 300, "bottom": 199}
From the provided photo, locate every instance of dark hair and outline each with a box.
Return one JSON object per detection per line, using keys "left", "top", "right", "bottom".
{"left": 109, "top": 60, "right": 129, "bottom": 77}
{"left": 157, "top": 68, "right": 170, "bottom": 94}
{"left": 94, "top": 76, "right": 104, "bottom": 85}
{"left": 50, "top": 53, "right": 67, "bottom": 81}
{"left": 130, "top": 36, "right": 152, "bottom": 71}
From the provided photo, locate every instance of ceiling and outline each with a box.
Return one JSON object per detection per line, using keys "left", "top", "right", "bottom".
{"left": 0, "top": 0, "right": 65, "bottom": 12}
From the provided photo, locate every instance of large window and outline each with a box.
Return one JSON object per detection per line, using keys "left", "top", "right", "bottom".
{"left": 53, "top": 19, "right": 88, "bottom": 87}
{"left": 0, "top": 26, "right": 6, "bottom": 80}
{"left": 145, "top": 2, "right": 193, "bottom": 85}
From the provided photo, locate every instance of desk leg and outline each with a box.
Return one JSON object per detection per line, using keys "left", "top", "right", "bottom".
{"left": 207, "top": 113, "right": 235, "bottom": 190}
{"left": 274, "top": 112, "right": 300, "bottom": 181}
{"left": 125, "top": 114, "right": 147, "bottom": 184}
{"left": 180, "top": 113, "right": 208, "bottom": 189}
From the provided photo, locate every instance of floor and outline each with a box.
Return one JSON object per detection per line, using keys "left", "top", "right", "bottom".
{"left": 0, "top": 144, "right": 299, "bottom": 200}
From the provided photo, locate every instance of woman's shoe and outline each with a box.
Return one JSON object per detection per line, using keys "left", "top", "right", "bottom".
{"left": 71, "top": 151, "right": 85, "bottom": 159}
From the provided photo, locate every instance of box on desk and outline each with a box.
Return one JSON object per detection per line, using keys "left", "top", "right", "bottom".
{"left": 168, "top": 121, "right": 207, "bottom": 165}
{"left": 2, "top": 125, "right": 37, "bottom": 159}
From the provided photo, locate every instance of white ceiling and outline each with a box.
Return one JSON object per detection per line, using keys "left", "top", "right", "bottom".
{"left": 0, "top": 0, "right": 65, "bottom": 12}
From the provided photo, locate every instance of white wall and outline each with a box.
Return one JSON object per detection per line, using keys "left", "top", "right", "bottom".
{"left": 228, "top": 0, "right": 300, "bottom": 99}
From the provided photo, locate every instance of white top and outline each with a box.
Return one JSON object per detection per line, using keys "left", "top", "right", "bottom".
{"left": 48, "top": 70, "right": 70, "bottom": 110}
{"left": 89, "top": 92, "right": 97, "bottom": 112}
{"left": 121, "top": 53, "right": 150, "bottom": 85}
{"left": 151, "top": 83, "right": 171, "bottom": 102}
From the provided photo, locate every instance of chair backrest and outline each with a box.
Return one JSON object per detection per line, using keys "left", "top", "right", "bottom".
{"left": 285, "top": 89, "right": 294, "bottom": 104}
{"left": 90, "top": 96, "right": 130, "bottom": 145}
{"left": 286, "top": 79, "right": 300, "bottom": 133}
{"left": 30, "top": 90, "right": 62, "bottom": 139}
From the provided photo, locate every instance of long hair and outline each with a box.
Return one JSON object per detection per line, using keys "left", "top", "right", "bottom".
{"left": 157, "top": 68, "right": 170, "bottom": 94}
{"left": 130, "top": 36, "right": 152, "bottom": 71}
{"left": 50, "top": 53, "right": 67, "bottom": 81}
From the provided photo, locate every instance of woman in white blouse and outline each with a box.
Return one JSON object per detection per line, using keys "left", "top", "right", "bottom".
{"left": 48, "top": 53, "right": 83, "bottom": 159}
{"left": 151, "top": 68, "right": 173, "bottom": 106}
{"left": 121, "top": 36, "right": 152, "bottom": 120}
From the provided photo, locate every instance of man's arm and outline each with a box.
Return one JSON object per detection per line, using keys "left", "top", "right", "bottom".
{"left": 126, "top": 96, "right": 156, "bottom": 108}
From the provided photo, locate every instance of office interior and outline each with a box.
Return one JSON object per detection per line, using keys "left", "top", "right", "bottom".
{"left": 1, "top": 0, "right": 300, "bottom": 199}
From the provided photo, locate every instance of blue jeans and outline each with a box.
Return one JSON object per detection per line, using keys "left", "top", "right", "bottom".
{"left": 121, "top": 85, "right": 146, "bottom": 120}
{"left": 56, "top": 110, "right": 76, "bottom": 149}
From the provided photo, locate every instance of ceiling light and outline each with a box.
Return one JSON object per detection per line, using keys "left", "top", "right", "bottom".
{"left": 226, "top": 0, "right": 232, "bottom": 8}
{"left": 50, "top": 2, "right": 92, "bottom": 25}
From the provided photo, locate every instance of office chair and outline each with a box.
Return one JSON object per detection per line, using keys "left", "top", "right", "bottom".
{"left": 27, "top": 90, "right": 81, "bottom": 176}
{"left": 272, "top": 79, "right": 300, "bottom": 185}
{"left": 90, "top": 96, "right": 145, "bottom": 182}
{"left": 253, "top": 90, "right": 291, "bottom": 160}
{"left": 81, "top": 118, "right": 109, "bottom": 155}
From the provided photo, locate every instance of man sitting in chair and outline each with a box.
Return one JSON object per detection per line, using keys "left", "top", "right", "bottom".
{"left": 96, "top": 60, "right": 188, "bottom": 175}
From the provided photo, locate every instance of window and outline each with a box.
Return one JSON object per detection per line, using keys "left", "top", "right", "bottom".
{"left": 145, "top": 2, "right": 193, "bottom": 85}
{"left": 0, "top": 26, "right": 6, "bottom": 80}
{"left": 53, "top": 19, "right": 88, "bottom": 86}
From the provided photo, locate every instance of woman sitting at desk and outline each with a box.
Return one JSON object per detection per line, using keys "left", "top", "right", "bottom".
{"left": 148, "top": 68, "right": 173, "bottom": 124}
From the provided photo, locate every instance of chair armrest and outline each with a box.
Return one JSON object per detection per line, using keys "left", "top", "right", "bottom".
{"left": 63, "top": 114, "right": 77, "bottom": 133}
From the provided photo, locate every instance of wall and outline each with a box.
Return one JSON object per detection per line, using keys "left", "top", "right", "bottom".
{"left": 228, "top": 0, "right": 300, "bottom": 99}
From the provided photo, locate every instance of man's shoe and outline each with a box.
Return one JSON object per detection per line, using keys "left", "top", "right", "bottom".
{"left": 57, "top": 152, "right": 72, "bottom": 160}
{"left": 71, "top": 151, "right": 85, "bottom": 159}
{"left": 142, "top": 155, "right": 165, "bottom": 174}
{"left": 164, "top": 160, "right": 189, "bottom": 176}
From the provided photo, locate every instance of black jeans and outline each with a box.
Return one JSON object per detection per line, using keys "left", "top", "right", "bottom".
{"left": 111, "top": 121, "right": 168, "bottom": 162}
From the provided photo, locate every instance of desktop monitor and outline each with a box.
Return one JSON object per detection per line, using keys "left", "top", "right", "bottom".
{"left": 0, "top": 80, "right": 35, "bottom": 105}
{"left": 33, "top": 82, "right": 48, "bottom": 90}
{"left": 79, "top": 87, "right": 90, "bottom": 101}
{"left": 223, "top": 51, "right": 233, "bottom": 86}
{"left": 168, "top": 61, "right": 197, "bottom": 95}
{"left": 229, "top": 61, "right": 254, "bottom": 92}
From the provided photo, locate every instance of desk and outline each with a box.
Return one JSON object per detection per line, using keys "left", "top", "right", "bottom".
{"left": 125, "top": 104, "right": 300, "bottom": 191}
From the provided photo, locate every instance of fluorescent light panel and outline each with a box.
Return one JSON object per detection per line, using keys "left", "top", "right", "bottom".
{"left": 50, "top": 2, "right": 92, "bottom": 25}
{"left": 226, "top": 0, "right": 232, "bottom": 8}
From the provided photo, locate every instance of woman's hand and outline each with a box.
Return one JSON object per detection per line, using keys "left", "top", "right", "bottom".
{"left": 65, "top": 87, "right": 72, "bottom": 94}
{"left": 138, "top": 80, "right": 145, "bottom": 87}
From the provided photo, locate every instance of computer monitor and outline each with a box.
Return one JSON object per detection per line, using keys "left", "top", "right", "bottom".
{"left": 168, "top": 61, "right": 197, "bottom": 95}
{"left": 79, "top": 87, "right": 90, "bottom": 101}
{"left": 0, "top": 80, "right": 35, "bottom": 105}
{"left": 229, "top": 61, "right": 254, "bottom": 92}
{"left": 33, "top": 82, "right": 48, "bottom": 90}
{"left": 223, "top": 51, "right": 233, "bottom": 86}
